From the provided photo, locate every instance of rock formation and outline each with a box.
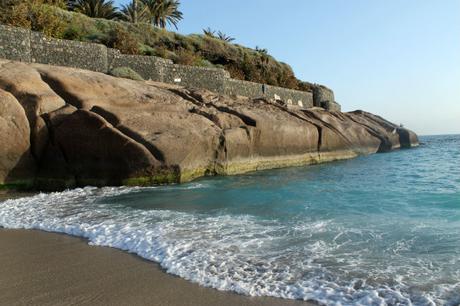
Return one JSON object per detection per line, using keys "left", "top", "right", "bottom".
{"left": 0, "top": 60, "right": 419, "bottom": 190}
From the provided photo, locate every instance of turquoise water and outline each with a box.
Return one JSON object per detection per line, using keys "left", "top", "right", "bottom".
{"left": 1, "top": 135, "right": 459, "bottom": 305}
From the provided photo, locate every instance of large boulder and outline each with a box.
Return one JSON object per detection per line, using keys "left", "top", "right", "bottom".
{"left": 0, "top": 89, "right": 35, "bottom": 188}
{"left": 0, "top": 60, "right": 65, "bottom": 159}
{"left": 0, "top": 60, "right": 419, "bottom": 190}
{"left": 346, "top": 110, "right": 419, "bottom": 151}
{"left": 51, "top": 109, "right": 163, "bottom": 186}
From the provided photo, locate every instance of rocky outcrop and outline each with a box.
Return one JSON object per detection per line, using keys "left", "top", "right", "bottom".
{"left": 0, "top": 88, "right": 36, "bottom": 188}
{"left": 0, "top": 60, "right": 419, "bottom": 190}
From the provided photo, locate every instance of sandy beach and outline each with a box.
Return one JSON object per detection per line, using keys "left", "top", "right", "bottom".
{"left": 0, "top": 229, "right": 315, "bottom": 306}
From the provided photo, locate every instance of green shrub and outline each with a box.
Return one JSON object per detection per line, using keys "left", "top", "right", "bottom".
{"left": 196, "top": 59, "right": 214, "bottom": 68}
{"left": 109, "top": 67, "right": 144, "bottom": 81}
{"left": 63, "top": 23, "right": 84, "bottom": 40}
{"left": 153, "top": 47, "right": 176, "bottom": 60}
{"left": 139, "top": 44, "right": 155, "bottom": 56}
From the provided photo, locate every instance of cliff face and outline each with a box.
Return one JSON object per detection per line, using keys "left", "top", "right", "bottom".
{"left": 0, "top": 60, "right": 419, "bottom": 190}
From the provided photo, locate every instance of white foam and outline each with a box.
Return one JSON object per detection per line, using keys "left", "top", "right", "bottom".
{"left": 0, "top": 187, "right": 458, "bottom": 306}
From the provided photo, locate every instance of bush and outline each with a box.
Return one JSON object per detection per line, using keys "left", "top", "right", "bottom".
{"left": 152, "top": 47, "right": 176, "bottom": 60}
{"left": 63, "top": 24, "right": 83, "bottom": 40}
{"left": 225, "top": 63, "right": 245, "bottom": 80}
{"left": 196, "top": 59, "right": 214, "bottom": 68}
{"left": 173, "top": 49, "right": 202, "bottom": 66}
{"left": 139, "top": 44, "right": 155, "bottom": 56}
{"left": 107, "top": 26, "right": 139, "bottom": 55}
{"left": 109, "top": 67, "right": 144, "bottom": 81}
{"left": 42, "top": 0, "right": 67, "bottom": 9}
{"left": 0, "top": 1, "right": 31, "bottom": 29}
{"left": 34, "top": 4, "right": 67, "bottom": 37}
{"left": 0, "top": 0, "right": 66, "bottom": 37}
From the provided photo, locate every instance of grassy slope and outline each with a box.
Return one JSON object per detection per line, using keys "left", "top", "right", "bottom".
{"left": 8, "top": 5, "right": 315, "bottom": 91}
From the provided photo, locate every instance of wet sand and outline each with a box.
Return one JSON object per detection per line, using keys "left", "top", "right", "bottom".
{"left": 0, "top": 229, "right": 316, "bottom": 306}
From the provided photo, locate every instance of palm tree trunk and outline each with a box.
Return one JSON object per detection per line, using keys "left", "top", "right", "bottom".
{"left": 133, "top": 0, "right": 138, "bottom": 23}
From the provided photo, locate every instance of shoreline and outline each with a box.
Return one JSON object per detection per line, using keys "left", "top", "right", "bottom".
{"left": 0, "top": 229, "right": 316, "bottom": 306}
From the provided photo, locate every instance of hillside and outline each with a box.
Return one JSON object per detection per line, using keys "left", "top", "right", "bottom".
{"left": 0, "top": 3, "right": 314, "bottom": 92}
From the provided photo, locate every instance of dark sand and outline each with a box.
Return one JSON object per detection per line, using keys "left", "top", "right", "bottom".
{"left": 0, "top": 229, "right": 316, "bottom": 306}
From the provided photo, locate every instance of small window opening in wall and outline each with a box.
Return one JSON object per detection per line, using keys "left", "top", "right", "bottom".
{"left": 262, "top": 84, "right": 266, "bottom": 94}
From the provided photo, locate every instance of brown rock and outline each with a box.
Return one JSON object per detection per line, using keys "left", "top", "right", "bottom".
{"left": 0, "top": 61, "right": 65, "bottom": 159}
{"left": 52, "top": 109, "right": 163, "bottom": 186}
{"left": 0, "top": 61, "right": 419, "bottom": 190}
{"left": 0, "top": 89, "right": 35, "bottom": 187}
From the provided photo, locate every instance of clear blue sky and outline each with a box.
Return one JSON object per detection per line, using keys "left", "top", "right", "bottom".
{"left": 115, "top": 0, "right": 460, "bottom": 135}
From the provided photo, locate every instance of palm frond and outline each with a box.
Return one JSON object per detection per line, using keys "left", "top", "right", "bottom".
{"left": 69, "top": 0, "right": 119, "bottom": 19}
{"left": 142, "top": 0, "right": 183, "bottom": 30}
{"left": 119, "top": 1, "right": 150, "bottom": 23}
{"left": 217, "top": 31, "right": 235, "bottom": 42}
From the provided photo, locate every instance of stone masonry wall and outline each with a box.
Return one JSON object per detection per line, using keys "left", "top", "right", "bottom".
{"left": 0, "top": 25, "right": 31, "bottom": 62}
{"left": 313, "top": 86, "right": 340, "bottom": 111}
{"left": 108, "top": 48, "right": 172, "bottom": 81}
{"left": 224, "top": 79, "right": 314, "bottom": 108}
{"left": 265, "top": 84, "right": 314, "bottom": 108}
{"left": 0, "top": 24, "right": 337, "bottom": 110}
{"left": 30, "top": 32, "right": 108, "bottom": 72}
{"left": 163, "top": 64, "right": 230, "bottom": 93}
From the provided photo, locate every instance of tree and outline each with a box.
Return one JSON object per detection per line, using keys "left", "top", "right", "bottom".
{"left": 203, "top": 27, "right": 215, "bottom": 37}
{"left": 217, "top": 31, "right": 234, "bottom": 42}
{"left": 69, "top": 0, "right": 119, "bottom": 19}
{"left": 141, "top": 0, "right": 183, "bottom": 29}
{"left": 120, "top": 1, "right": 149, "bottom": 23}
{"left": 255, "top": 46, "right": 268, "bottom": 54}
{"left": 132, "top": 0, "right": 137, "bottom": 23}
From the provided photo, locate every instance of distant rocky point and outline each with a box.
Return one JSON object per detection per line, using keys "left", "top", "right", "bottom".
{"left": 0, "top": 60, "right": 418, "bottom": 191}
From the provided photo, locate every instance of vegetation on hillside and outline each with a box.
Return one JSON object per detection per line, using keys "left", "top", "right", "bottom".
{"left": 0, "top": 0, "right": 314, "bottom": 91}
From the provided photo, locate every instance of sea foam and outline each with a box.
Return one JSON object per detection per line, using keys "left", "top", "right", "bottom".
{"left": 0, "top": 186, "right": 458, "bottom": 306}
{"left": 1, "top": 135, "right": 459, "bottom": 306}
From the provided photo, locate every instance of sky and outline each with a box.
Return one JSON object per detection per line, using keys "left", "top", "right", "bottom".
{"left": 115, "top": 0, "right": 460, "bottom": 135}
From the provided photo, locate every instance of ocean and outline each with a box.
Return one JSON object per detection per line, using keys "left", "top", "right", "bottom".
{"left": 1, "top": 135, "right": 459, "bottom": 305}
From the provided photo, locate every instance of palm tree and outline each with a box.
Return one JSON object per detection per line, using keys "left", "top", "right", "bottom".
{"left": 141, "top": 0, "right": 183, "bottom": 29}
{"left": 203, "top": 27, "right": 215, "bottom": 37}
{"left": 119, "top": 1, "right": 149, "bottom": 23}
{"left": 217, "top": 31, "right": 235, "bottom": 42}
{"left": 132, "top": 0, "right": 138, "bottom": 23}
{"left": 69, "top": 0, "right": 119, "bottom": 19}
{"left": 255, "top": 46, "right": 268, "bottom": 54}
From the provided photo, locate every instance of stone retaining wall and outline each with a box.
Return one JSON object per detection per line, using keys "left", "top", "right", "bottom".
{"left": 107, "top": 49, "right": 170, "bottom": 81}
{"left": 163, "top": 64, "right": 230, "bottom": 93}
{"left": 30, "top": 32, "right": 108, "bottom": 72}
{"left": 0, "top": 24, "right": 340, "bottom": 110}
{"left": 0, "top": 25, "right": 31, "bottom": 62}
{"left": 224, "top": 79, "right": 314, "bottom": 108}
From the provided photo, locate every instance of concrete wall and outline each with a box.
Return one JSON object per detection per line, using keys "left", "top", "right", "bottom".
{"left": 0, "top": 24, "right": 337, "bottom": 111}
